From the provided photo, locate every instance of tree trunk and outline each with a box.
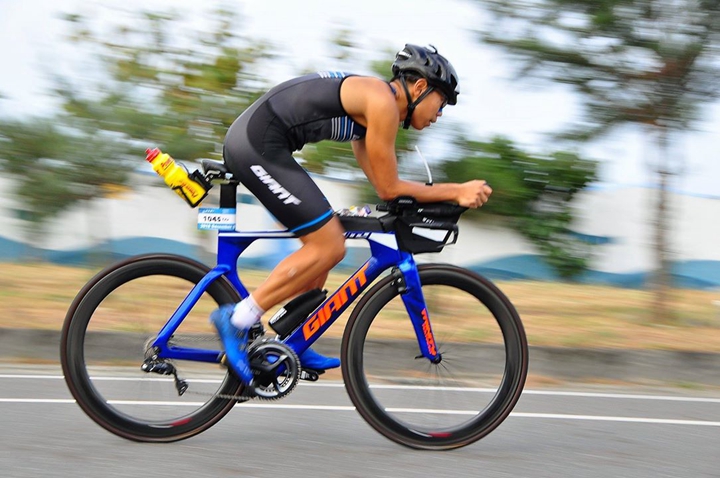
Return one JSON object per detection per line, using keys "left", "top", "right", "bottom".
{"left": 650, "top": 128, "right": 674, "bottom": 324}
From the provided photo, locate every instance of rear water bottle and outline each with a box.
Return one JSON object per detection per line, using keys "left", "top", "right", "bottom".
{"left": 145, "top": 148, "right": 211, "bottom": 207}
{"left": 269, "top": 289, "right": 328, "bottom": 338}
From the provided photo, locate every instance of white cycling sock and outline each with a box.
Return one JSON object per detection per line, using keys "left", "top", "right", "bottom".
{"left": 230, "top": 294, "right": 265, "bottom": 329}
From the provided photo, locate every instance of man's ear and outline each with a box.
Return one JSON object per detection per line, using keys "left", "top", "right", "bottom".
{"left": 412, "top": 78, "right": 429, "bottom": 97}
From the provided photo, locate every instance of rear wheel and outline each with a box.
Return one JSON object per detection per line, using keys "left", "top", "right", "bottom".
{"left": 342, "top": 264, "right": 528, "bottom": 450}
{"left": 60, "top": 254, "right": 243, "bottom": 442}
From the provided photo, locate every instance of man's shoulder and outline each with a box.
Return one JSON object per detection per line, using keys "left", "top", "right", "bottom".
{"left": 341, "top": 77, "right": 398, "bottom": 127}
{"left": 342, "top": 76, "right": 393, "bottom": 98}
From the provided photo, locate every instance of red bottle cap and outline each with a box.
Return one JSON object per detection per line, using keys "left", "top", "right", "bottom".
{"left": 146, "top": 148, "right": 161, "bottom": 162}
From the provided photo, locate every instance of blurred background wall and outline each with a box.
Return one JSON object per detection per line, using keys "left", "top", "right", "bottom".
{"left": 1, "top": 170, "right": 717, "bottom": 289}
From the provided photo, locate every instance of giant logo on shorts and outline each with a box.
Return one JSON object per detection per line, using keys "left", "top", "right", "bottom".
{"left": 250, "top": 165, "right": 302, "bottom": 205}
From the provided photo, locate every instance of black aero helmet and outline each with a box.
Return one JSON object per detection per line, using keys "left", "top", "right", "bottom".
{"left": 392, "top": 44, "right": 459, "bottom": 106}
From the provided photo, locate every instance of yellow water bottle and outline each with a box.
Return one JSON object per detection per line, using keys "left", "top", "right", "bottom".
{"left": 145, "top": 148, "right": 210, "bottom": 207}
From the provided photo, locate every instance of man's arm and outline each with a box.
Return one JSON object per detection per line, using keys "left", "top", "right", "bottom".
{"left": 352, "top": 139, "right": 378, "bottom": 189}
{"left": 352, "top": 96, "right": 490, "bottom": 208}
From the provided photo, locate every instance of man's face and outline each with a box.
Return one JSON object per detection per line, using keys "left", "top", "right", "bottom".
{"left": 410, "top": 84, "right": 448, "bottom": 130}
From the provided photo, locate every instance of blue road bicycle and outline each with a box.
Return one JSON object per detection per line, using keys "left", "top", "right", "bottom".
{"left": 61, "top": 160, "right": 528, "bottom": 450}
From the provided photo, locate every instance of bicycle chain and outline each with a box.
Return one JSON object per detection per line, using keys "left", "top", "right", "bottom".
{"left": 186, "top": 386, "right": 253, "bottom": 402}
{"left": 166, "top": 334, "right": 295, "bottom": 403}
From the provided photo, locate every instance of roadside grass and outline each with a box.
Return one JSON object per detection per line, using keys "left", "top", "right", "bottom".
{"left": 1, "top": 262, "right": 719, "bottom": 352}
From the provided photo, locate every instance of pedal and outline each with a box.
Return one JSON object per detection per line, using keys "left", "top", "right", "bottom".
{"left": 300, "top": 369, "right": 324, "bottom": 382}
{"left": 248, "top": 321, "right": 266, "bottom": 341}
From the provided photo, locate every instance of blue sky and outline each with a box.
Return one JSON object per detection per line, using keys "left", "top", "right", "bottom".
{"left": 1, "top": 0, "right": 719, "bottom": 197}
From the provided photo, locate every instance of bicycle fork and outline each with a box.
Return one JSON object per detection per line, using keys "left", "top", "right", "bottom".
{"left": 393, "top": 257, "right": 441, "bottom": 364}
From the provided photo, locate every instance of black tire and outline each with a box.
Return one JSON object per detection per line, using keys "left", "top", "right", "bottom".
{"left": 341, "top": 264, "right": 528, "bottom": 450}
{"left": 60, "top": 254, "right": 243, "bottom": 442}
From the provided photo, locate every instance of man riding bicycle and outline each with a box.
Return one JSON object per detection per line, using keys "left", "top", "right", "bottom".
{"left": 211, "top": 44, "right": 493, "bottom": 386}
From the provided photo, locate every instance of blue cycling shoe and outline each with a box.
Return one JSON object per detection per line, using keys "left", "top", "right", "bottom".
{"left": 209, "top": 305, "right": 254, "bottom": 386}
{"left": 299, "top": 347, "right": 340, "bottom": 371}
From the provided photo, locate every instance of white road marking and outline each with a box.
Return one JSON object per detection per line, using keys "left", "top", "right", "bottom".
{"left": 510, "top": 413, "right": 720, "bottom": 427}
{"left": 0, "top": 398, "right": 719, "bottom": 427}
{"left": 0, "top": 375, "right": 65, "bottom": 380}
{"left": 0, "top": 398, "right": 76, "bottom": 404}
{"left": 2, "top": 374, "right": 720, "bottom": 403}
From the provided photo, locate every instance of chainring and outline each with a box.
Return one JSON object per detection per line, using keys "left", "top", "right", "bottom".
{"left": 247, "top": 339, "right": 300, "bottom": 400}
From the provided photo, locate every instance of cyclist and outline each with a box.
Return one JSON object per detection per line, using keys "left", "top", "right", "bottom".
{"left": 211, "top": 44, "right": 492, "bottom": 386}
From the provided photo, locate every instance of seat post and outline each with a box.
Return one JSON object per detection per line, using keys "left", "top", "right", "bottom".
{"left": 219, "top": 183, "right": 237, "bottom": 209}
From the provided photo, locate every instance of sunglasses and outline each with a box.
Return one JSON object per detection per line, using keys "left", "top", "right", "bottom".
{"left": 438, "top": 93, "right": 448, "bottom": 113}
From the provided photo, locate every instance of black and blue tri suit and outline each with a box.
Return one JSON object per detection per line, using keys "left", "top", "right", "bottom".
{"left": 223, "top": 72, "right": 367, "bottom": 235}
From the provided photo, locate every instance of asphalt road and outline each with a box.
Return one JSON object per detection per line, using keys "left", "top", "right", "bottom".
{"left": 1, "top": 364, "right": 719, "bottom": 478}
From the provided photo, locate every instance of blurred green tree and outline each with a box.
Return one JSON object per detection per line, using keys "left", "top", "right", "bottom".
{"left": 0, "top": 118, "right": 129, "bottom": 225}
{"left": 444, "top": 136, "right": 597, "bottom": 278}
{"left": 477, "top": 0, "right": 720, "bottom": 321}
{"left": 0, "top": 7, "right": 270, "bottom": 230}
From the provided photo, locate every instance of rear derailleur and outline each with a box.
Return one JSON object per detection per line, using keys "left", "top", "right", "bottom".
{"left": 141, "top": 356, "right": 188, "bottom": 396}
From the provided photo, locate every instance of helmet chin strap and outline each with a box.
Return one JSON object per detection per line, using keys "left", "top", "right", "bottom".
{"left": 399, "top": 76, "right": 435, "bottom": 130}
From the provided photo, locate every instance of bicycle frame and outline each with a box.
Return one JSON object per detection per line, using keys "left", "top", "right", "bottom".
{"left": 150, "top": 214, "right": 439, "bottom": 366}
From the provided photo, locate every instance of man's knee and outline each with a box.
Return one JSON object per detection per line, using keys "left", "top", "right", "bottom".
{"left": 303, "top": 219, "right": 346, "bottom": 268}
{"left": 311, "top": 235, "right": 345, "bottom": 269}
{"left": 327, "top": 237, "right": 346, "bottom": 267}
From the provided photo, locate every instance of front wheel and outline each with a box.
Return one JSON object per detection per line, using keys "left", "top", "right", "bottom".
{"left": 60, "top": 254, "right": 243, "bottom": 442}
{"left": 341, "top": 264, "right": 528, "bottom": 450}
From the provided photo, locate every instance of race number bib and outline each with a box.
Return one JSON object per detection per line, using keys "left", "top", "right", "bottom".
{"left": 198, "top": 208, "right": 236, "bottom": 231}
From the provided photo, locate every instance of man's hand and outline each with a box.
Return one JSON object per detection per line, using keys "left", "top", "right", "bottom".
{"left": 456, "top": 180, "right": 492, "bottom": 208}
